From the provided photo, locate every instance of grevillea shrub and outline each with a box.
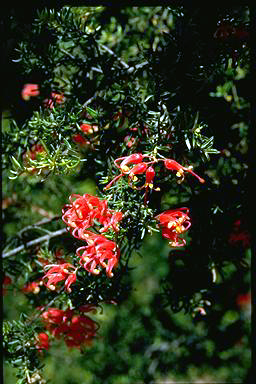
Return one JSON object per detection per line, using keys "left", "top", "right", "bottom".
{"left": 3, "top": 5, "right": 252, "bottom": 384}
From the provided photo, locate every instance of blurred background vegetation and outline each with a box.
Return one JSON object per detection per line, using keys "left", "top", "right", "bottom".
{"left": 2, "top": 4, "right": 251, "bottom": 384}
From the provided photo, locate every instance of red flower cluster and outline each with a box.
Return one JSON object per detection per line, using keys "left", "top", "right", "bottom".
{"left": 41, "top": 307, "right": 98, "bottom": 349}
{"left": 62, "top": 194, "right": 123, "bottom": 277}
{"left": 21, "top": 84, "right": 40, "bottom": 100}
{"left": 76, "top": 232, "right": 120, "bottom": 277}
{"left": 155, "top": 208, "right": 191, "bottom": 247}
{"left": 62, "top": 194, "right": 123, "bottom": 236}
{"left": 104, "top": 153, "right": 205, "bottom": 197}
{"left": 43, "top": 263, "right": 77, "bottom": 293}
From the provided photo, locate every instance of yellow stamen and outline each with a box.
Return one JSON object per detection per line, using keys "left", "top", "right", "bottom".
{"left": 49, "top": 285, "right": 56, "bottom": 291}
{"left": 121, "top": 165, "right": 130, "bottom": 173}
{"left": 168, "top": 221, "right": 175, "bottom": 229}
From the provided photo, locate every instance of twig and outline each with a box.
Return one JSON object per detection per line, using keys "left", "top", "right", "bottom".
{"left": 60, "top": 48, "right": 76, "bottom": 60}
{"left": 18, "top": 216, "right": 61, "bottom": 236}
{"left": 100, "top": 44, "right": 130, "bottom": 69}
{"left": 2, "top": 228, "right": 68, "bottom": 258}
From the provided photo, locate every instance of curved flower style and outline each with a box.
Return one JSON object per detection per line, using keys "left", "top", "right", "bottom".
{"left": 104, "top": 152, "right": 205, "bottom": 193}
{"left": 41, "top": 308, "right": 98, "bottom": 349}
{"left": 43, "top": 263, "right": 77, "bottom": 293}
{"left": 76, "top": 233, "right": 120, "bottom": 277}
{"left": 62, "top": 194, "right": 123, "bottom": 235}
{"left": 155, "top": 208, "right": 191, "bottom": 247}
{"left": 164, "top": 159, "right": 205, "bottom": 183}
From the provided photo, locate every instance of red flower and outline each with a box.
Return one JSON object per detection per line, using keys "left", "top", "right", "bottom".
{"left": 41, "top": 307, "right": 98, "bottom": 349}
{"left": 62, "top": 194, "right": 104, "bottom": 230}
{"left": 80, "top": 123, "right": 99, "bottom": 134}
{"left": 43, "top": 263, "right": 77, "bottom": 293}
{"left": 124, "top": 136, "right": 136, "bottom": 148}
{"left": 76, "top": 233, "right": 120, "bottom": 277}
{"left": 72, "top": 123, "right": 99, "bottom": 146}
{"left": 21, "top": 84, "right": 40, "bottom": 100}
{"left": 2, "top": 274, "right": 12, "bottom": 295}
{"left": 22, "top": 281, "right": 41, "bottom": 294}
{"left": 104, "top": 153, "right": 154, "bottom": 190}
{"left": 72, "top": 134, "right": 90, "bottom": 145}
{"left": 24, "top": 144, "right": 45, "bottom": 161}
{"left": 44, "top": 92, "right": 65, "bottom": 109}
{"left": 228, "top": 219, "right": 251, "bottom": 249}
{"left": 36, "top": 332, "right": 50, "bottom": 350}
{"left": 62, "top": 194, "right": 123, "bottom": 235}
{"left": 41, "top": 308, "right": 65, "bottom": 326}
{"left": 62, "top": 315, "right": 98, "bottom": 348}
{"left": 164, "top": 159, "right": 205, "bottom": 183}
{"left": 114, "top": 153, "right": 149, "bottom": 172}
{"left": 155, "top": 208, "right": 191, "bottom": 247}
{"left": 3, "top": 275, "right": 12, "bottom": 285}
{"left": 236, "top": 293, "right": 251, "bottom": 309}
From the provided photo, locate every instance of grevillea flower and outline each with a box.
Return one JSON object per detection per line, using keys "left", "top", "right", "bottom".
{"left": 35, "top": 333, "right": 50, "bottom": 350}
{"left": 62, "top": 194, "right": 123, "bottom": 235}
{"left": 114, "top": 153, "right": 149, "bottom": 173}
{"left": 105, "top": 153, "right": 205, "bottom": 192}
{"left": 41, "top": 308, "right": 65, "bottom": 327}
{"left": 164, "top": 159, "right": 205, "bottom": 184}
{"left": 22, "top": 281, "right": 41, "bottom": 294}
{"left": 24, "top": 143, "right": 46, "bottom": 161}
{"left": 155, "top": 208, "right": 191, "bottom": 247}
{"left": 21, "top": 84, "right": 40, "bottom": 100}
{"left": 76, "top": 233, "right": 120, "bottom": 277}
{"left": 104, "top": 153, "right": 154, "bottom": 190}
{"left": 43, "top": 263, "right": 77, "bottom": 293}
{"left": 43, "top": 92, "right": 65, "bottom": 109}
{"left": 41, "top": 307, "right": 98, "bottom": 349}
{"left": 72, "top": 123, "right": 99, "bottom": 146}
